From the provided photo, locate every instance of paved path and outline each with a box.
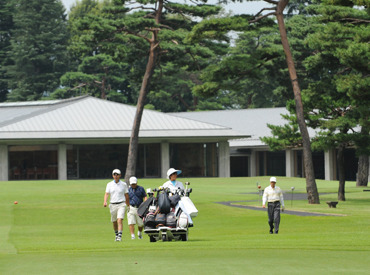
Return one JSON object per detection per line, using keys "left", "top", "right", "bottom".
{"left": 216, "top": 201, "right": 339, "bottom": 216}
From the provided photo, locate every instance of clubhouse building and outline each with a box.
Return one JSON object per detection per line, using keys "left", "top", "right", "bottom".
{"left": 0, "top": 96, "right": 246, "bottom": 181}
{"left": 0, "top": 96, "right": 366, "bottom": 182}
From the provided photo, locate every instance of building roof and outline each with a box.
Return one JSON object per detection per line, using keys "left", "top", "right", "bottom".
{"left": 0, "top": 96, "right": 248, "bottom": 142}
{"left": 172, "top": 108, "right": 316, "bottom": 147}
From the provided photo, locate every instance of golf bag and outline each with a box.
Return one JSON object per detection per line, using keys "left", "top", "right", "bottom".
{"left": 155, "top": 213, "right": 166, "bottom": 227}
{"left": 177, "top": 212, "right": 189, "bottom": 229}
{"left": 138, "top": 196, "right": 155, "bottom": 218}
{"left": 169, "top": 193, "right": 181, "bottom": 207}
{"left": 166, "top": 212, "right": 177, "bottom": 228}
{"left": 157, "top": 190, "right": 171, "bottom": 214}
{"left": 144, "top": 213, "right": 156, "bottom": 229}
{"left": 180, "top": 196, "right": 198, "bottom": 218}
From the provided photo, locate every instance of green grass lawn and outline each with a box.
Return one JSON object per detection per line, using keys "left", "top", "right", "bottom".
{"left": 1, "top": 177, "right": 369, "bottom": 274}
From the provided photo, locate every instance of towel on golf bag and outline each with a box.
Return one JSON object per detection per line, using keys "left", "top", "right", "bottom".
{"left": 144, "top": 213, "right": 156, "bottom": 229}
{"left": 138, "top": 197, "right": 156, "bottom": 218}
{"left": 169, "top": 193, "right": 181, "bottom": 207}
{"left": 157, "top": 191, "right": 171, "bottom": 214}
{"left": 155, "top": 213, "right": 166, "bottom": 227}
{"left": 180, "top": 196, "right": 198, "bottom": 217}
{"left": 166, "top": 212, "right": 177, "bottom": 228}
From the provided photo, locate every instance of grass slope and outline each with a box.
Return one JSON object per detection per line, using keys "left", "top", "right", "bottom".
{"left": 0, "top": 177, "right": 369, "bottom": 274}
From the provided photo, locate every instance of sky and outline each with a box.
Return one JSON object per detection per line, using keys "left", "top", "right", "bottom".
{"left": 60, "top": 0, "right": 270, "bottom": 15}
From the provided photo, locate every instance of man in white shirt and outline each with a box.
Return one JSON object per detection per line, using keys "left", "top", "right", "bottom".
{"left": 103, "top": 169, "right": 130, "bottom": 242}
{"left": 262, "top": 177, "right": 285, "bottom": 234}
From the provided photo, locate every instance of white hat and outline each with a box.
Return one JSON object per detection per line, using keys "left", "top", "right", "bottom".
{"left": 270, "top": 177, "right": 277, "bottom": 182}
{"left": 129, "top": 176, "right": 138, "bottom": 184}
{"left": 167, "top": 168, "right": 182, "bottom": 179}
{"left": 112, "top": 169, "right": 121, "bottom": 175}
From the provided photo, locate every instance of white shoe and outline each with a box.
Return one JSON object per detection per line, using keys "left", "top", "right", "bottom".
{"left": 138, "top": 233, "right": 143, "bottom": 239}
{"left": 117, "top": 236, "right": 122, "bottom": 242}
{"left": 131, "top": 235, "right": 135, "bottom": 240}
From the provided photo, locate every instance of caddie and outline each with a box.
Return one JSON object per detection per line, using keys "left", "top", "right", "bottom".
{"left": 103, "top": 169, "right": 130, "bottom": 242}
{"left": 127, "top": 176, "right": 147, "bottom": 240}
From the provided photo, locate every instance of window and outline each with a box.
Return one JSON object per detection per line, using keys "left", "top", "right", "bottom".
{"left": 8, "top": 145, "right": 58, "bottom": 180}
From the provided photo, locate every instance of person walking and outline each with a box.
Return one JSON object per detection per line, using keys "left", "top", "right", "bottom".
{"left": 127, "top": 176, "right": 147, "bottom": 240}
{"left": 262, "top": 177, "right": 285, "bottom": 234}
{"left": 103, "top": 169, "right": 130, "bottom": 242}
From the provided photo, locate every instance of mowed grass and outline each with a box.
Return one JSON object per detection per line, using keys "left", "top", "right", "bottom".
{"left": 0, "top": 177, "right": 369, "bottom": 274}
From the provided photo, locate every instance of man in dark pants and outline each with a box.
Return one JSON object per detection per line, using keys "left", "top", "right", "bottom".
{"left": 262, "top": 177, "right": 285, "bottom": 234}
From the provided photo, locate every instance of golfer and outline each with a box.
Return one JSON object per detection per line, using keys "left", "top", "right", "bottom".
{"left": 262, "top": 177, "right": 285, "bottom": 234}
{"left": 103, "top": 169, "right": 130, "bottom": 242}
{"left": 163, "top": 168, "right": 184, "bottom": 193}
{"left": 127, "top": 176, "right": 147, "bottom": 240}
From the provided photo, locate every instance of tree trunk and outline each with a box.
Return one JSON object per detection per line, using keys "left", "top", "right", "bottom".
{"left": 337, "top": 143, "right": 346, "bottom": 201}
{"left": 356, "top": 155, "right": 369, "bottom": 187}
{"left": 124, "top": 0, "right": 163, "bottom": 183}
{"left": 275, "top": 0, "right": 320, "bottom": 204}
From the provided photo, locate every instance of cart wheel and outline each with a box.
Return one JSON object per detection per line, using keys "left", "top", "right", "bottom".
{"left": 181, "top": 231, "right": 188, "bottom": 241}
{"left": 162, "top": 234, "right": 167, "bottom": 242}
{"left": 150, "top": 236, "right": 156, "bottom": 242}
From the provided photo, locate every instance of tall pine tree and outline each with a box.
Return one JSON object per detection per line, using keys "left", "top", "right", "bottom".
{"left": 6, "top": 0, "right": 69, "bottom": 101}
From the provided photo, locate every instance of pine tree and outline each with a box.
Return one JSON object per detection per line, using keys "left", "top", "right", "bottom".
{"left": 6, "top": 0, "right": 69, "bottom": 101}
{"left": 0, "top": 0, "right": 14, "bottom": 102}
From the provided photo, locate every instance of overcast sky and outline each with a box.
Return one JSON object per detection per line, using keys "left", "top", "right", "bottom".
{"left": 60, "top": 0, "right": 270, "bottom": 15}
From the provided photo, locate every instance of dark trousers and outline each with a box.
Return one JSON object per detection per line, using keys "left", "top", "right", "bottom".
{"left": 268, "top": 201, "right": 281, "bottom": 232}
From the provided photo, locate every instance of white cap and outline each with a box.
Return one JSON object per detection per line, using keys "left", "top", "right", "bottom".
{"left": 129, "top": 176, "right": 138, "bottom": 184}
{"left": 270, "top": 177, "right": 277, "bottom": 182}
{"left": 112, "top": 169, "right": 121, "bottom": 175}
{"left": 167, "top": 168, "right": 182, "bottom": 179}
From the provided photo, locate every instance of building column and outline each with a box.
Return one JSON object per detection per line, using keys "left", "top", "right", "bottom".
{"left": 285, "top": 149, "right": 294, "bottom": 177}
{"left": 218, "top": 141, "right": 230, "bottom": 178}
{"left": 58, "top": 144, "right": 67, "bottom": 180}
{"left": 249, "top": 150, "right": 257, "bottom": 177}
{"left": 161, "top": 142, "right": 170, "bottom": 179}
{"left": 0, "top": 145, "right": 9, "bottom": 181}
{"left": 325, "top": 149, "right": 335, "bottom": 181}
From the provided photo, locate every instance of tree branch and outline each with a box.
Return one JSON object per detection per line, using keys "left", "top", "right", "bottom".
{"left": 249, "top": 11, "right": 276, "bottom": 23}
{"left": 263, "top": 0, "right": 279, "bottom": 4}
{"left": 340, "top": 18, "right": 370, "bottom": 24}
{"left": 70, "top": 83, "right": 87, "bottom": 91}
{"left": 116, "top": 27, "right": 151, "bottom": 43}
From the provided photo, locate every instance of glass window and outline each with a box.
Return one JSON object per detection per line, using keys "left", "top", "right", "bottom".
{"left": 67, "top": 144, "right": 161, "bottom": 179}
{"left": 67, "top": 144, "right": 128, "bottom": 179}
{"left": 257, "top": 151, "right": 285, "bottom": 176}
{"left": 170, "top": 143, "right": 218, "bottom": 177}
{"left": 230, "top": 156, "right": 249, "bottom": 177}
{"left": 8, "top": 145, "right": 58, "bottom": 180}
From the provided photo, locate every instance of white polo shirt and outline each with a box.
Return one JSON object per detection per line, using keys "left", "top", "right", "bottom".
{"left": 262, "top": 185, "right": 285, "bottom": 207}
{"left": 163, "top": 180, "right": 185, "bottom": 193}
{"left": 105, "top": 180, "right": 128, "bottom": 203}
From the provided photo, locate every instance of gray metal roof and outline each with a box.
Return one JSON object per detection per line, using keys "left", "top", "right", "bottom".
{"left": 0, "top": 96, "right": 248, "bottom": 142}
{"left": 172, "top": 108, "right": 317, "bottom": 147}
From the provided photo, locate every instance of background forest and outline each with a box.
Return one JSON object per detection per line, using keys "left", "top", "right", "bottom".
{"left": 0, "top": 0, "right": 369, "bottom": 190}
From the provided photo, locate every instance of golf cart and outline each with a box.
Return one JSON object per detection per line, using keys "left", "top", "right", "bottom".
{"left": 140, "top": 182, "right": 198, "bottom": 242}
